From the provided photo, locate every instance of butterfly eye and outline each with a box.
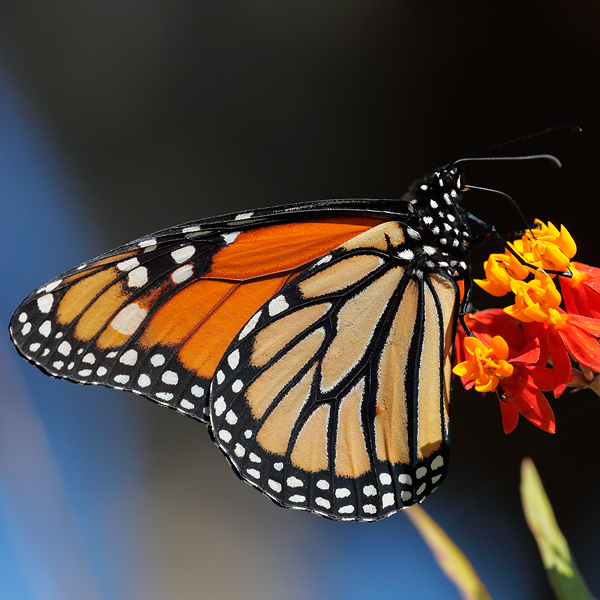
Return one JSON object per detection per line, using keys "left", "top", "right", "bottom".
{"left": 442, "top": 171, "right": 456, "bottom": 188}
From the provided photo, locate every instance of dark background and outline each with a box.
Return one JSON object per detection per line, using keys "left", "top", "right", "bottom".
{"left": 1, "top": 2, "right": 599, "bottom": 599}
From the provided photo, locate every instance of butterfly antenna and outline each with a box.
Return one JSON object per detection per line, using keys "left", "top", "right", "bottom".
{"left": 465, "top": 184, "right": 531, "bottom": 231}
{"left": 450, "top": 125, "right": 582, "bottom": 232}
{"left": 453, "top": 153, "right": 562, "bottom": 168}
{"left": 449, "top": 124, "right": 581, "bottom": 166}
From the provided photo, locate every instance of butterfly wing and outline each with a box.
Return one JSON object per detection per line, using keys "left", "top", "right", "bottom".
{"left": 210, "top": 220, "right": 459, "bottom": 521}
{"left": 9, "top": 200, "right": 400, "bottom": 422}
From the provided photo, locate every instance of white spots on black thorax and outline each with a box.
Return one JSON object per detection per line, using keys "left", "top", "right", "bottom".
{"left": 405, "top": 165, "right": 471, "bottom": 259}
{"left": 406, "top": 226, "right": 420, "bottom": 240}
{"left": 396, "top": 249, "right": 414, "bottom": 261}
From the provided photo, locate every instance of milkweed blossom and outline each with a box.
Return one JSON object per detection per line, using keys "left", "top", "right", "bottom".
{"left": 454, "top": 220, "right": 600, "bottom": 433}
{"left": 561, "top": 262, "right": 600, "bottom": 319}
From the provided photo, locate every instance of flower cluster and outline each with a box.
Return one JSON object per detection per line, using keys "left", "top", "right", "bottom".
{"left": 453, "top": 221, "right": 600, "bottom": 433}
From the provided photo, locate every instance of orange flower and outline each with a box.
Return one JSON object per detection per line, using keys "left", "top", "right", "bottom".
{"left": 505, "top": 272, "right": 565, "bottom": 325}
{"left": 560, "top": 262, "right": 600, "bottom": 320}
{"left": 453, "top": 326, "right": 555, "bottom": 434}
{"left": 524, "top": 311, "right": 600, "bottom": 397}
{"left": 474, "top": 219, "right": 576, "bottom": 299}
{"left": 463, "top": 217, "right": 600, "bottom": 428}
{"left": 453, "top": 336, "right": 513, "bottom": 393}
{"left": 510, "top": 220, "right": 577, "bottom": 273}
{"left": 474, "top": 252, "right": 529, "bottom": 297}
{"left": 499, "top": 270, "right": 600, "bottom": 396}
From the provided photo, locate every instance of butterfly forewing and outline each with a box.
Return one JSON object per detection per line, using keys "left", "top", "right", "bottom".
{"left": 210, "top": 221, "right": 459, "bottom": 521}
{"left": 9, "top": 204, "right": 393, "bottom": 423}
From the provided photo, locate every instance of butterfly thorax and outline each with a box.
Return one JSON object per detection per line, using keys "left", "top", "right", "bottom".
{"left": 400, "top": 165, "right": 471, "bottom": 280}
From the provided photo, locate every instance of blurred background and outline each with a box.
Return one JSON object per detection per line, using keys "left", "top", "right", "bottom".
{"left": 1, "top": 2, "right": 599, "bottom": 599}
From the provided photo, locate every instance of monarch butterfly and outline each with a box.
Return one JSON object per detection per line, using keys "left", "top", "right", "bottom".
{"left": 10, "top": 141, "right": 562, "bottom": 520}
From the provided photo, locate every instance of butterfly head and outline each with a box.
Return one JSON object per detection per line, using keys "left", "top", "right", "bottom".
{"left": 403, "top": 165, "right": 471, "bottom": 260}
{"left": 404, "top": 165, "right": 465, "bottom": 209}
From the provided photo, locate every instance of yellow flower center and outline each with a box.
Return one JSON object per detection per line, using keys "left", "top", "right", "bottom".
{"left": 504, "top": 271, "right": 569, "bottom": 327}
{"left": 453, "top": 336, "right": 514, "bottom": 393}
{"left": 568, "top": 265, "right": 584, "bottom": 288}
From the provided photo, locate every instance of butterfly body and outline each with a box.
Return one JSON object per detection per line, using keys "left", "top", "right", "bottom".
{"left": 10, "top": 164, "right": 470, "bottom": 521}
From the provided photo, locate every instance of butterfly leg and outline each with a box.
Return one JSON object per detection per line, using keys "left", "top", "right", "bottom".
{"left": 457, "top": 272, "right": 475, "bottom": 337}
{"left": 465, "top": 212, "right": 572, "bottom": 278}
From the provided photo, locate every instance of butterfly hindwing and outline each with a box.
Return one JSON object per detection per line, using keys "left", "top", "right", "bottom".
{"left": 9, "top": 202, "right": 394, "bottom": 422}
{"left": 210, "top": 221, "right": 459, "bottom": 521}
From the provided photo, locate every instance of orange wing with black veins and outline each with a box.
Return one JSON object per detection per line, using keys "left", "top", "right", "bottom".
{"left": 10, "top": 213, "right": 387, "bottom": 422}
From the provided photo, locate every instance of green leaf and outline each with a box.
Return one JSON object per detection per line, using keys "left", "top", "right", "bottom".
{"left": 520, "top": 458, "right": 596, "bottom": 600}
{"left": 406, "top": 506, "right": 493, "bottom": 600}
